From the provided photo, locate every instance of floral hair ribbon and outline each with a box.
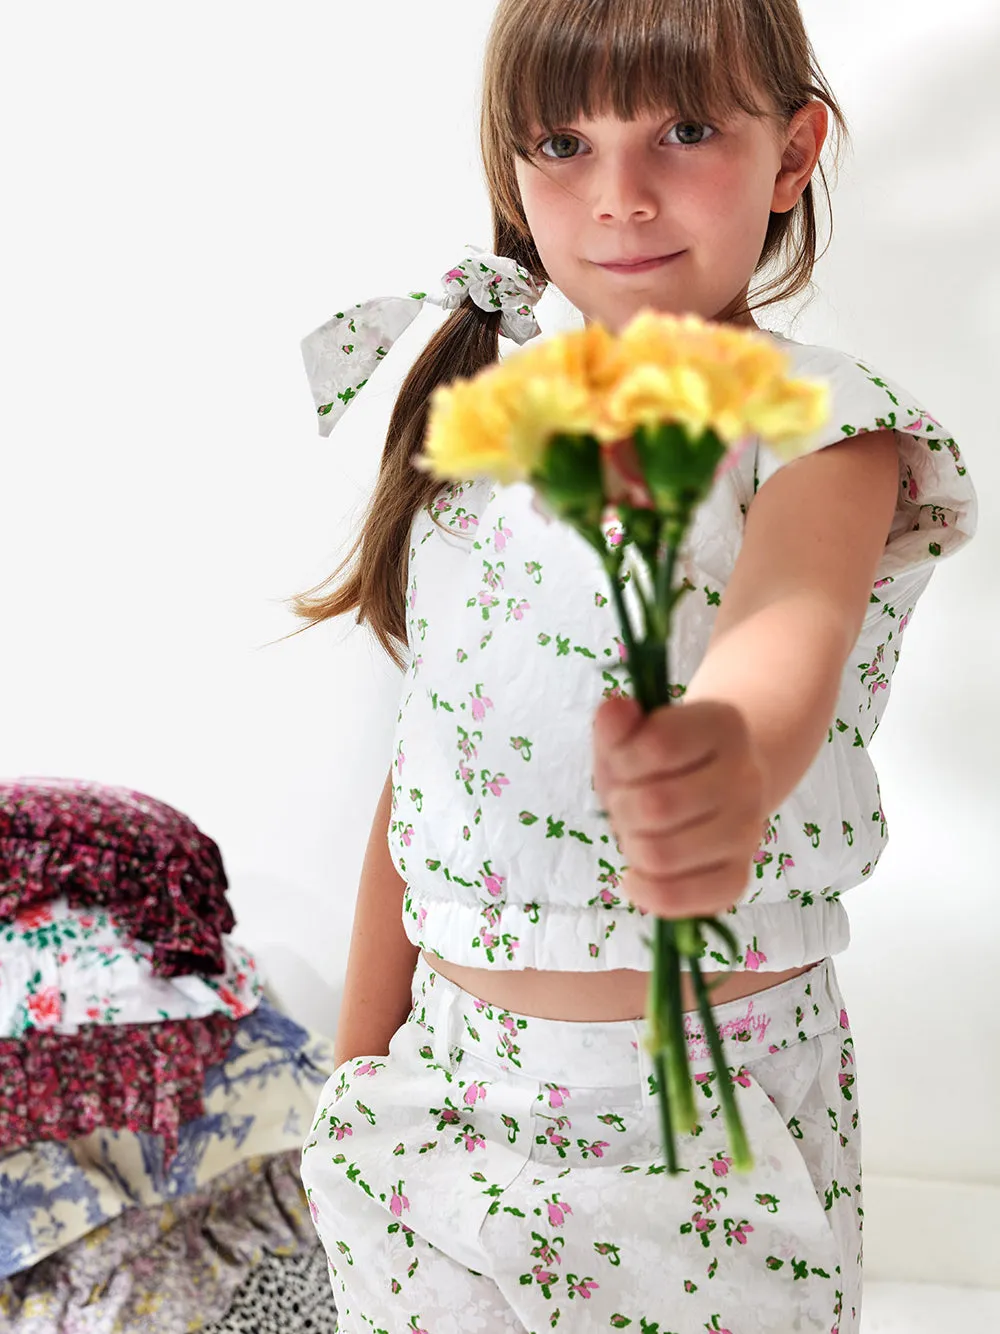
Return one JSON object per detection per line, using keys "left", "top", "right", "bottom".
{"left": 300, "top": 244, "right": 548, "bottom": 437}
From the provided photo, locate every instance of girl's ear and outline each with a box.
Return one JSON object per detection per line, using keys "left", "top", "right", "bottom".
{"left": 771, "top": 101, "right": 828, "bottom": 215}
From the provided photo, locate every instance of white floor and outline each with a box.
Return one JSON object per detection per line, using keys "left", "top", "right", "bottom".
{"left": 862, "top": 1281, "right": 1000, "bottom": 1332}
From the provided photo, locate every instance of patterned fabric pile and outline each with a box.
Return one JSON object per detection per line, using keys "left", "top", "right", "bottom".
{"left": 0, "top": 778, "right": 338, "bottom": 1332}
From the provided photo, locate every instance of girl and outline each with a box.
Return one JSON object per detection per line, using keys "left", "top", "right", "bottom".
{"left": 292, "top": 1, "right": 978, "bottom": 1330}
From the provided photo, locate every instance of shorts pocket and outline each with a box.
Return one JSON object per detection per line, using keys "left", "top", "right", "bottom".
{"left": 737, "top": 1026, "right": 845, "bottom": 1268}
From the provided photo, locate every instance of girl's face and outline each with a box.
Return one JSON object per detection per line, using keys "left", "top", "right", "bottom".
{"left": 513, "top": 100, "right": 827, "bottom": 333}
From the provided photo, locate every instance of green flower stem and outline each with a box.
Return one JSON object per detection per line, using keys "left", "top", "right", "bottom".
{"left": 689, "top": 951, "right": 755, "bottom": 1173}
{"left": 646, "top": 947, "right": 679, "bottom": 1175}
{"left": 658, "top": 918, "right": 698, "bottom": 1132}
{"left": 593, "top": 501, "right": 755, "bottom": 1179}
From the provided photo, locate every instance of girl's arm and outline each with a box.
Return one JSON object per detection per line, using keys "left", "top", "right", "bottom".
{"left": 333, "top": 767, "right": 420, "bottom": 1069}
{"left": 684, "top": 429, "right": 900, "bottom": 815}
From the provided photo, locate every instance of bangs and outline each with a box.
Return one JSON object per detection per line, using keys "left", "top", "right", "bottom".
{"left": 494, "top": 0, "right": 776, "bottom": 158}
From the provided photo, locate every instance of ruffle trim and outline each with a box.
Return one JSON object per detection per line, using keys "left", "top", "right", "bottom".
{"left": 0, "top": 1011, "right": 237, "bottom": 1166}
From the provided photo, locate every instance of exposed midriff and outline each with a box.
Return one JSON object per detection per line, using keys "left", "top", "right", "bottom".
{"left": 420, "top": 948, "right": 820, "bottom": 1021}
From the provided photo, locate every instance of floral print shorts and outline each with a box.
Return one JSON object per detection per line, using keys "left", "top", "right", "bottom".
{"left": 301, "top": 953, "right": 862, "bottom": 1333}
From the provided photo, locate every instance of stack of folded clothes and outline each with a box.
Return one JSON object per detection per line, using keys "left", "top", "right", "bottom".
{"left": 0, "top": 778, "right": 339, "bottom": 1332}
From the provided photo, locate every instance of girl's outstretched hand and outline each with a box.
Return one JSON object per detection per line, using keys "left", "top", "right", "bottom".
{"left": 591, "top": 694, "right": 768, "bottom": 919}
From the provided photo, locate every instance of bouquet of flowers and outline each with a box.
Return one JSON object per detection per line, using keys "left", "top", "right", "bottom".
{"left": 414, "top": 309, "right": 830, "bottom": 1175}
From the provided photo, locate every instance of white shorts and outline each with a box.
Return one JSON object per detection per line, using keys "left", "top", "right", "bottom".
{"left": 301, "top": 951, "right": 863, "bottom": 1333}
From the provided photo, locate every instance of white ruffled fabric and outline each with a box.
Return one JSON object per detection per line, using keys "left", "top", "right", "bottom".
{"left": 0, "top": 895, "right": 263, "bottom": 1037}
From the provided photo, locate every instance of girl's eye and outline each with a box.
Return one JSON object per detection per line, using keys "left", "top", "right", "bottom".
{"left": 534, "top": 121, "right": 716, "bottom": 160}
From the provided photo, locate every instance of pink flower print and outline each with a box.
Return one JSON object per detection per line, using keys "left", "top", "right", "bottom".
{"left": 903, "top": 411, "right": 942, "bottom": 433}
{"left": 768, "top": 1044, "right": 780, "bottom": 1054}
{"left": 330, "top": 1119, "right": 353, "bottom": 1142}
{"left": 546, "top": 1084, "right": 571, "bottom": 1110}
{"left": 86, "top": 1005, "right": 100, "bottom": 1020}
{"left": 547, "top": 1195, "right": 573, "bottom": 1226}
{"left": 401, "top": 824, "right": 414, "bottom": 848}
{"left": 461, "top": 1128, "right": 486, "bottom": 1152}
{"left": 483, "top": 872, "right": 505, "bottom": 899}
{"left": 389, "top": 1182, "right": 410, "bottom": 1217}
{"left": 308, "top": 1192, "right": 320, "bottom": 1225}
{"left": 27, "top": 987, "right": 61, "bottom": 1027}
{"left": 732, "top": 1068, "right": 751, "bottom": 1089}
{"left": 693, "top": 1212, "right": 712, "bottom": 1233}
{"left": 597, "top": 887, "right": 617, "bottom": 906}
{"left": 840, "top": 1008, "right": 850, "bottom": 1030}
{"left": 458, "top": 759, "right": 474, "bottom": 784}
{"left": 584, "top": 1140, "right": 611, "bottom": 1159}
{"left": 470, "top": 692, "right": 494, "bottom": 721}
{"left": 711, "top": 1153, "right": 733, "bottom": 1178}
{"left": 727, "top": 1219, "right": 755, "bottom": 1245}
{"left": 510, "top": 598, "right": 530, "bottom": 622}
{"left": 694, "top": 1071, "right": 710, "bottom": 1086}
{"left": 900, "top": 609, "right": 912, "bottom": 633}
{"left": 17, "top": 905, "right": 54, "bottom": 931}
{"left": 535, "top": 1237, "right": 561, "bottom": 1267}
{"left": 499, "top": 1014, "right": 517, "bottom": 1034}
{"left": 568, "top": 1278, "right": 600, "bottom": 1299}
{"left": 355, "top": 1061, "right": 381, "bottom": 1077}
{"left": 532, "top": 1264, "right": 559, "bottom": 1287}
{"left": 544, "top": 1126, "right": 570, "bottom": 1151}
{"left": 463, "top": 1080, "right": 488, "bottom": 1108}
{"left": 745, "top": 947, "right": 767, "bottom": 971}
{"left": 493, "top": 521, "right": 513, "bottom": 551}
{"left": 218, "top": 984, "right": 251, "bottom": 1019}
{"left": 417, "top": 907, "right": 428, "bottom": 932}
{"left": 479, "top": 927, "right": 499, "bottom": 950}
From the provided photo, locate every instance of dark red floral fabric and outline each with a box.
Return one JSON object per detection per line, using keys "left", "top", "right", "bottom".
{"left": 0, "top": 779, "right": 235, "bottom": 978}
{"left": 0, "top": 1011, "right": 237, "bottom": 1166}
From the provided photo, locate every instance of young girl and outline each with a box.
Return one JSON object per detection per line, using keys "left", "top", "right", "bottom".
{"left": 293, "top": 1, "right": 978, "bottom": 1330}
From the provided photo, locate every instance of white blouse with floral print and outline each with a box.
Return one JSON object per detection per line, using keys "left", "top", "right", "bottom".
{"left": 386, "top": 332, "right": 978, "bottom": 975}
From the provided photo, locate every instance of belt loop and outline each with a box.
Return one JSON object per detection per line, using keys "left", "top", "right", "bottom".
{"left": 631, "top": 1018, "right": 654, "bottom": 1109}
{"left": 429, "top": 984, "right": 458, "bottom": 1073}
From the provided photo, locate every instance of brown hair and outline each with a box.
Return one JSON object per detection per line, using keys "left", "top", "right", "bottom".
{"left": 279, "top": 0, "right": 850, "bottom": 672}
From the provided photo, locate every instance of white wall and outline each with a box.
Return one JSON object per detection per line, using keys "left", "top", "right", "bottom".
{"left": 3, "top": 0, "right": 998, "bottom": 1286}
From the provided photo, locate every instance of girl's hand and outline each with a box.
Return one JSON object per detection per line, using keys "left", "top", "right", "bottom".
{"left": 592, "top": 694, "right": 768, "bottom": 919}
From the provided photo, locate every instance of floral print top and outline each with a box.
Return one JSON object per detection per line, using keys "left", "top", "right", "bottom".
{"left": 387, "top": 332, "right": 978, "bottom": 974}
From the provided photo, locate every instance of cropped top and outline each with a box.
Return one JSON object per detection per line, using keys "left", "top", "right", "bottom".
{"left": 386, "top": 331, "right": 978, "bottom": 973}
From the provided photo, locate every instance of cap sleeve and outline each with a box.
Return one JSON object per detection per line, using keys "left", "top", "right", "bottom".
{"left": 755, "top": 345, "right": 978, "bottom": 583}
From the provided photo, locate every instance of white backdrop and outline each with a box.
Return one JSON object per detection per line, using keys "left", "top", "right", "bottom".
{"left": 3, "top": 0, "right": 998, "bottom": 1290}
